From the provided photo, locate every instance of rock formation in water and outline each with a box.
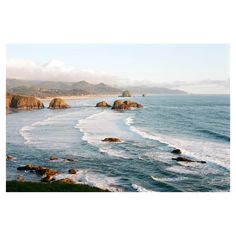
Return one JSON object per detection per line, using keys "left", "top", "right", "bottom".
{"left": 121, "top": 90, "right": 132, "bottom": 97}
{"left": 172, "top": 157, "right": 206, "bottom": 164}
{"left": 6, "top": 93, "right": 44, "bottom": 109}
{"left": 112, "top": 100, "right": 143, "bottom": 110}
{"left": 171, "top": 149, "right": 182, "bottom": 154}
{"left": 17, "top": 164, "right": 60, "bottom": 182}
{"left": 48, "top": 98, "right": 70, "bottom": 109}
{"left": 102, "top": 137, "right": 122, "bottom": 142}
{"left": 96, "top": 101, "right": 111, "bottom": 107}
{"left": 68, "top": 168, "right": 77, "bottom": 174}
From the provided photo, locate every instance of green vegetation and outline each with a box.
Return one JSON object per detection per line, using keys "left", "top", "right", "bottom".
{"left": 6, "top": 181, "right": 109, "bottom": 192}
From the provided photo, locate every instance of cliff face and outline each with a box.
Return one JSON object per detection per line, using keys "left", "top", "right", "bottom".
{"left": 6, "top": 93, "right": 44, "bottom": 109}
{"left": 48, "top": 98, "right": 70, "bottom": 109}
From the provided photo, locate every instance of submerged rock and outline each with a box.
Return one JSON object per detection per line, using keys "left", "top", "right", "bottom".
{"left": 171, "top": 149, "right": 182, "bottom": 154}
{"left": 6, "top": 94, "right": 44, "bottom": 109}
{"left": 68, "top": 169, "right": 77, "bottom": 174}
{"left": 102, "top": 137, "right": 122, "bottom": 142}
{"left": 66, "top": 158, "right": 76, "bottom": 162}
{"left": 96, "top": 101, "right": 111, "bottom": 108}
{"left": 172, "top": 157, "right": 206, "bottom": 164}
{"left": 48, "top": 98, "right": 70, "bottom": 109}
{"left": 112, "top": 100, "right": 143, "bottom": 110}
{"left": 172, "top": 157, "right": 194, "bottom": 162}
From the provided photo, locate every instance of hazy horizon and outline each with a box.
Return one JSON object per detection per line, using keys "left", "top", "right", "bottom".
{"left": 7, "top": 44, "right": 230, "bottom": 94}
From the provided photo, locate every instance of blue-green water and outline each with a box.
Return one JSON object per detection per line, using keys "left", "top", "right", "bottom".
{"left": 6, "top": 95, "right": 230, "bottom": 191}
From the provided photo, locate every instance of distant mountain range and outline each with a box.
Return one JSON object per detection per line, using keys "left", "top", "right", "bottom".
{"left": 6, "top": 79, "right": 187, "bottom": 97}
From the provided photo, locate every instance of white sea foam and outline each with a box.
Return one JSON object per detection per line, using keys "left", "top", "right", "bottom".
{"left": 127, "top": 125, "right": 230, "bottom": 170}
{"left": 55, "top": 169, "right": 122, "bottom": 192}
{"left": 132, "top": 184, "right": 154, "bottom": 192}
{"left": 19, "top": 126, "right": 33, "bottom": 144}
{"left": 151, "top": 176, "right": 189, "bottom": 182}
{"left": 75, "top": 110, "right": 138, "bottom": 158}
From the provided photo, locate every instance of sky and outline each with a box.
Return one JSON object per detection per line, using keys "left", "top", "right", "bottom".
{"left": 6, "top": 44, "right": 230, "bottom": 94}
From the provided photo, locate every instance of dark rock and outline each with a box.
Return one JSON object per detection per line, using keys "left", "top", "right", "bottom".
{"left": 54, "top": 178, "right": 75, "bottom": 184}
{"left": 197, "top": 160, "right": 207, "bottom": 164}
{"left": 112, "top": 100, "right": 143, "bottom": 110}
{"left": 48, "top": 98, "right": 70, "bottom": 109}
{"left": 172, "top": 157, "right": 206, "bottom": 164}
{"left": 6, "top": 155, "right": 14, "bottom": 161}
{"left": 50, "top": 155, "right": 58, "bottom": 161}
{"left": 96, "top": 101, "right": 111, "bottom": 108}
{"left": 102, "top": 137, "right": 122, "bottom": 142}
{"left": 172, "top": 157, "right": 194, "bottom": 162}
{"left": 6, "top": 93, "right": 44, "bottom": 109}
{"left": 66, "top": 158, "right": 75, "bottom": 162}
{"left": 68, "top": 169, "right": 77, "bottom": 174}
{"left": 171, "top": 149, "right": 182, "bottom": 154}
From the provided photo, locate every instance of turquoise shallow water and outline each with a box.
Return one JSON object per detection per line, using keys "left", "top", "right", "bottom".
{"left": 6, "top": 95, "right": 230, "bottom": 192}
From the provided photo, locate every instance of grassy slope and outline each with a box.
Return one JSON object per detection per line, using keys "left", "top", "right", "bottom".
{"left": 6, "top": 181, "right": 109, "bottom": 192}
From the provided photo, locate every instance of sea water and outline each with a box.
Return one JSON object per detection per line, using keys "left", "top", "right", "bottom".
{"left": 6, "top": 95, "right": 230, "bottom": 191}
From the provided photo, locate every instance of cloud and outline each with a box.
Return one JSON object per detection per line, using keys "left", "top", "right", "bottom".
{"left": 6, "top": 58, "right": 229, "bottom": 94}
{"left": 6, "top": 58, "right": 120, "bottom": 84}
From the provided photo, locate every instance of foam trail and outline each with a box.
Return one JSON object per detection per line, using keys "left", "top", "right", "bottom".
{"left": 75, "top": 110, "right": 138, "bottom": 158}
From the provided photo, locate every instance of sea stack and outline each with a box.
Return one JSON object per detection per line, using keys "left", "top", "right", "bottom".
{"left": 121, "top": 90, "right": 132, "bottom": 97}
{"left": 48, "top": 98, "right": 70, "bottom": 109}
{"left": 112, "top": 100, "right": 144, "bottom": 110}
{"left": 6, "top": 93, "right": 44, "bottom": 109}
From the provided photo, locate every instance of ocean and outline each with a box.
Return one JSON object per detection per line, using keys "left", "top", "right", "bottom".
{"left": 6, "top": 95, "right": 230, "bottom": 192}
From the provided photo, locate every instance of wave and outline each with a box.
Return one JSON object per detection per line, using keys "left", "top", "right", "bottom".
{"left": 132, "top": 184, "right": 154, "bottom": 192}
{"left": 197, "top": 129, "right": 230, "bottom": 142}
{"left": 127, "top": 123, "right": 230, "bottom": 170}
{"left": 55, "top": 169, "right": 122, "bottom": 192}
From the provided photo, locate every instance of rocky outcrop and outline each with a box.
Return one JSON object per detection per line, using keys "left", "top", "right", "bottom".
{"left": 17, "top": 164, "right": 60, "bottom": 182}
{"left": 172, "top": 157, "right": 206, "bottom": 164}
{"left": 112, "top": 100, "right": 143, "bottom": 110}
{"left": 68, "top": 169, "right": 77, "bottom": 174}
{"left": 171, "top": 149, "right": 182, "bottom": 154}
{"left": 121, "top": 90, "right": 132, "bottom": 97}
{"left": 102, "top": 137, "right": 122, "bottom": 142}
{"left": 6, "top": 93, "right": 44, "bottom": 109}
{"left": 96, "top": 101, "right": 111, "bottom": 108}
{"left": 54, "top": 178, "right": 75, "bottom": 184}
{"left": 48, "top": 98, "right": 70, "bottom": 109}
{"left": 50, "top": 155, "right": 58, "bottom": 161}
{"left": 6, "top": 155, "right": 14, "bottom": 161}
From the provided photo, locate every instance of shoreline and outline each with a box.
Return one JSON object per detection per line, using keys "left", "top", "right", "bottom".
{"left": 40, "top": 94, "right": 121, "bottom": 101}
